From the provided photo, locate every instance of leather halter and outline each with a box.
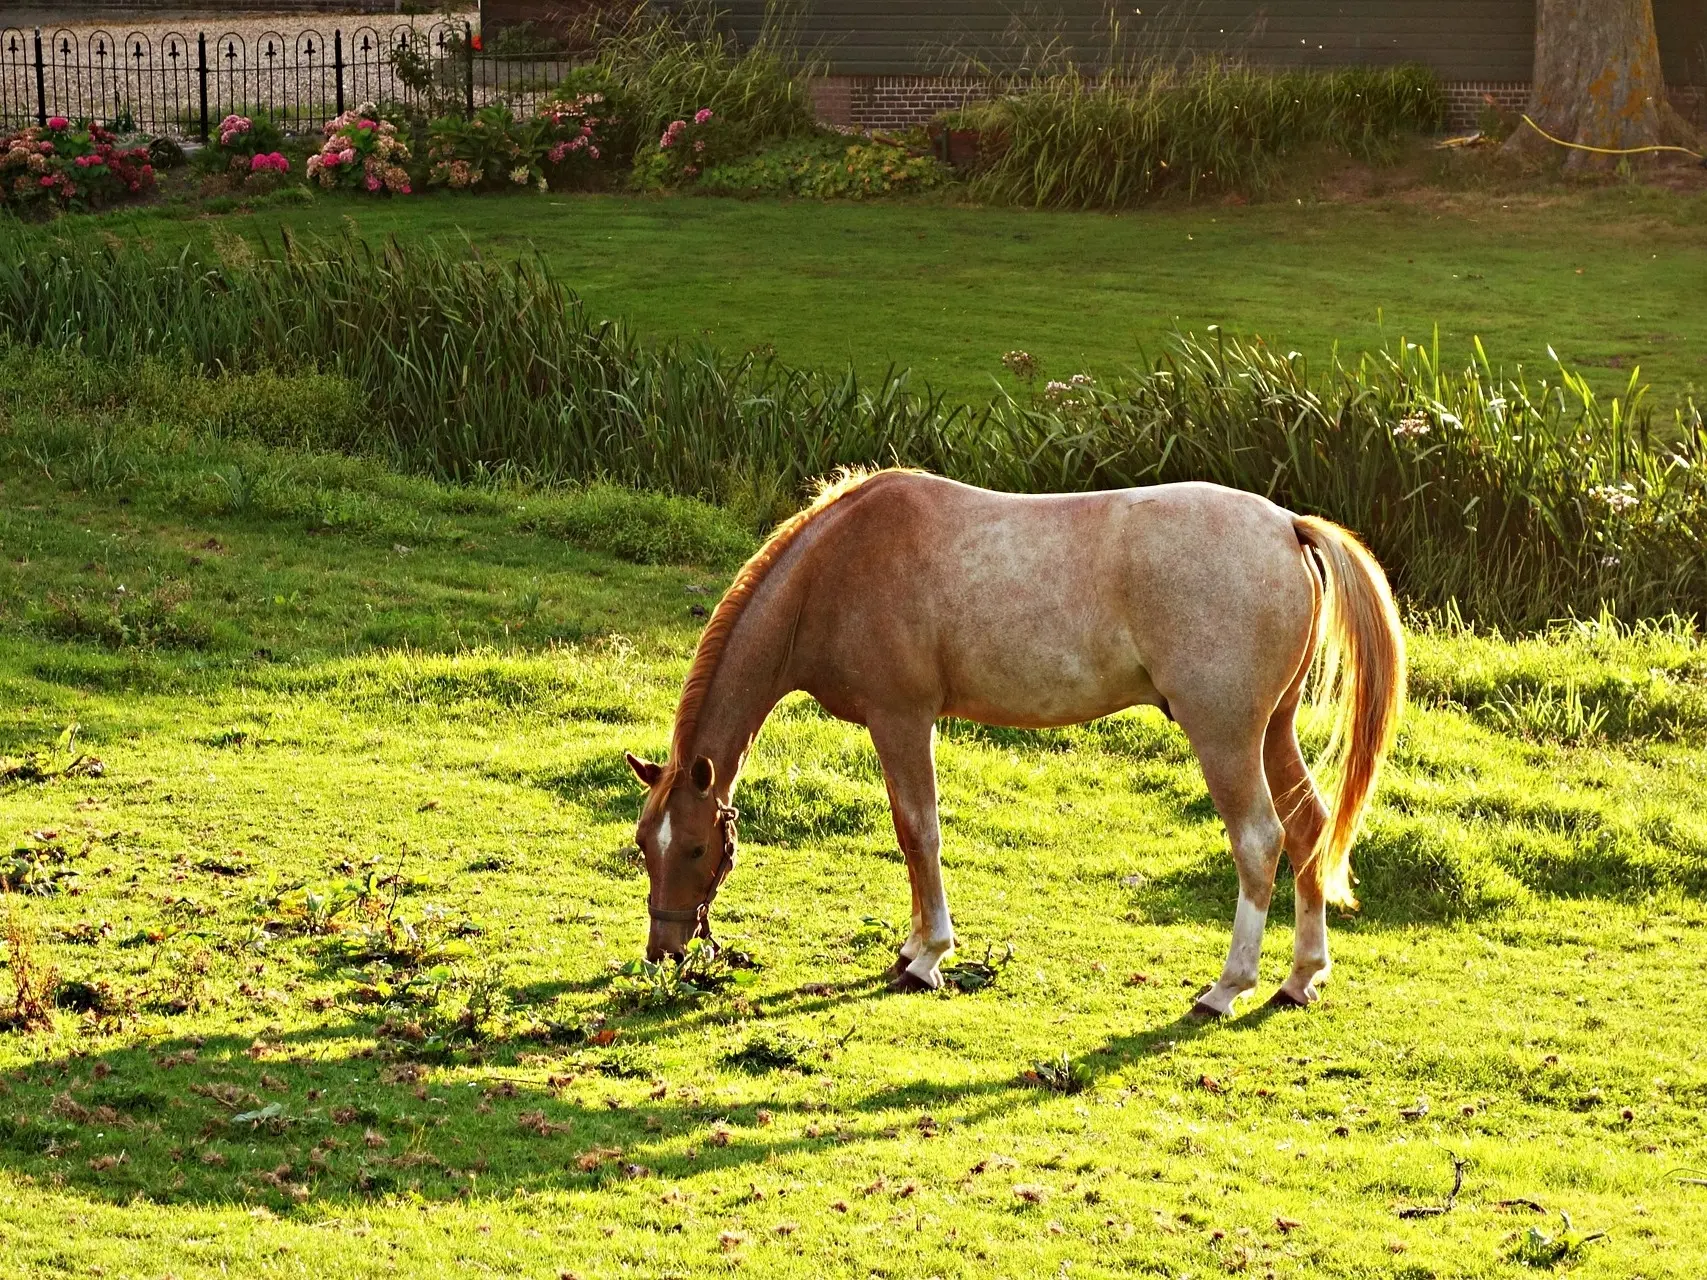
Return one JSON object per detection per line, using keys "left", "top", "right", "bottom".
{"left": 646, "top": 801, "right": 739, "bottom": 943}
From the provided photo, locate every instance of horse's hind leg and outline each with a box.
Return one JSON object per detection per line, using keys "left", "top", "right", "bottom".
{"left": 869, "top": 715, "right": 954, "bottom": 991}
{"left": 1174, "top": 706, "right": 1285, "bottom": 1019}
{"left": 1265, "top": 704, "right": 1331, "bottom": 1007}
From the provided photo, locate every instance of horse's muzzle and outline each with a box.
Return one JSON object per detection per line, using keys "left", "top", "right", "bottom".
{"left": 646, "top": 918, "right": 693, "bottom": 963}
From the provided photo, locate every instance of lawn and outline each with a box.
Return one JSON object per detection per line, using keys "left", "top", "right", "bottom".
{"left": 0, "top": 362, "right": 1704, "bottom": 1278}
{"left": 53, "top": 179, "right": 1707, "bottom": 403}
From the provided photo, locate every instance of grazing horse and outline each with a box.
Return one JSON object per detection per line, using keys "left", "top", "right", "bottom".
{"left": 625, "top": 469, "right": 1403, "bottom": 1018}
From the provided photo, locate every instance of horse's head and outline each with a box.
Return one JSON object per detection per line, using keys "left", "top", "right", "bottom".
{"left": 625, "top": 751, "right": 738, "bottom": 961}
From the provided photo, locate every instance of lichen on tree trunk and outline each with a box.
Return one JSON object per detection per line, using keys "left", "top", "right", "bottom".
{"left": 1505, "top": 0, "right": 1703, "bottom": 167}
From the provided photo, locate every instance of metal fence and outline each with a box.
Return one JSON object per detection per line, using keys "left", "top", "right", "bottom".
{"left": 0, "top": 23, "right": 576, "bottom": 140}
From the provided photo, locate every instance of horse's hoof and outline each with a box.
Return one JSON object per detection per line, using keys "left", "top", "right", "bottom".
{"left": 1187, "top": 1000, "right": 1224, "bottom": 1022}
{"left": 889, "top": 970, "right": 935, "bottom": 993}
{"left": 886, "top": 950, "right": 911, "bottom": 979}
{"left": 1266, "top": 988, "right": 1310, "bottom": 1010}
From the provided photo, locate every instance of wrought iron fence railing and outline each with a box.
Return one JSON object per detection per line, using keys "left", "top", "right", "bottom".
{"left": 0, "top": 23, "right": 575, "bottom": 139}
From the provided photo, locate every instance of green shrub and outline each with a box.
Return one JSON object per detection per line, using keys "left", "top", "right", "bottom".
{"left": 203, "top": 112, "right": 287, "bottom": 175}
{"left": 696, "top": 134, "right": 949, "bottom": 199}
{"left": 962, "top": 61, "right": 1445, "bottom": 208}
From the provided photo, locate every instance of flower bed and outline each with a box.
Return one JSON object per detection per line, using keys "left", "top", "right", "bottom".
{"left": 1, "top": 117, "right": 154, "bottom": 214}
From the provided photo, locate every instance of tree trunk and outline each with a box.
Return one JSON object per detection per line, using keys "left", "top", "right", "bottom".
{"left": 1505, "top": 0, "right": 1703, "bottom": 167}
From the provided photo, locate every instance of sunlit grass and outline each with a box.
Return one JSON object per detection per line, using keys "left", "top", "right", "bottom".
{"left": 0, "top": 389, "right": 1704, "bottom": 1277}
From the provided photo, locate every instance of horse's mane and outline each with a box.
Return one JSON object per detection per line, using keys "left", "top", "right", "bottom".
{"left": 665, "top": 467, "right": 909, "bottom": 782}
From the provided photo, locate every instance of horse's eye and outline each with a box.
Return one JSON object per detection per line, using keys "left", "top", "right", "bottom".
{"left": 687, "top": 843, "right": 707, "bottom": 860}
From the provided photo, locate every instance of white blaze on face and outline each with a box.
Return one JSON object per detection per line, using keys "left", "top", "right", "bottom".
{"left": 656, "top": 812, "right": 673, "bottom": 857}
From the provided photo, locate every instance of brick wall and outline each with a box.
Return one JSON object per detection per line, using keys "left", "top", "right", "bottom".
{"left": 1440, "top": 82, "right": 1529, "bottom": 131}
{"left": 818, "top": 76, "right": 991, "bottom": 131}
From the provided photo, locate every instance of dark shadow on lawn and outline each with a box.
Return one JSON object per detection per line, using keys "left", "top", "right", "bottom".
{"left": 0, "top": 1008, "right": 1047, "bottom": 1212}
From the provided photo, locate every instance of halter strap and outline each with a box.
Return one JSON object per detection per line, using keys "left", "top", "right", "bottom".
{"left": 646, "top": 802, "right": 739, "bottom": 941}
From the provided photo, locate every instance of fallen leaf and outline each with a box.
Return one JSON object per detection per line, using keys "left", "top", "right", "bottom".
{"left": 719, "top": 1231, "right": 746, "bottom": 1252}
{"left": 1014, "top": 1183, "right": 1048, "bottom": 1203}
{"left": 1276, "top": 1217, "right": 1303, "bottom": 1233}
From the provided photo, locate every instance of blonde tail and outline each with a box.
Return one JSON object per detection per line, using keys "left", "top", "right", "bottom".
{"left": 1291, "top": 516, "right": 1406, "bottom": 909}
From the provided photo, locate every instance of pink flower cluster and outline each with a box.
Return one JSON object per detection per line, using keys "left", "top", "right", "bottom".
{"left": 538, "top": 94, "right": 606, "bottom": 167}
{"left": 660, "top": 109, "right": 713, "bottom": 151}
{"left": 3, "top": 118, "right": 153, "bottom": 208}
{"left": 305, "top": 104, "right": 411, "bottom": 194}
{"left": 218, "top": 113, "right": 252, "bottom": 146}
{"left": 249, "top": 151, "right": 289, "bottom": 173}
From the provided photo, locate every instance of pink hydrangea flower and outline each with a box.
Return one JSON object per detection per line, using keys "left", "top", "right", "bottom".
{"left": 46, "top": 116, "right": 68, "bottom": 130}
{"left": 365, "top": 174, "right": 381, "bottom": 191}
{"left": 694, "top": 108, "right": 713, "bottom": 125}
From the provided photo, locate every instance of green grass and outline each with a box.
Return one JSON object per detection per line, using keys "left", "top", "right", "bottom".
{"left": 1, "top": 367, "right": 1706, "bottom": 1277}
{"left": 3, "top": 241, "right": 1700, "bottom": 629}
{"left": 37, "top": 179, "right": 1707, "bottom": 402}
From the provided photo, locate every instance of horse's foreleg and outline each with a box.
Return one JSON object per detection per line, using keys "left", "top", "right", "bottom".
{"left": 1266, "top": 711, "right": 1331, "bottom": 1007}
{"left": 884, "top": 781, "right": 926, "bottom": 977}
{"left": 871, "top": 716, "right": 953, "bottom": 991}
{"left": 1177, "top": 710, "right": 1284, "bottom": 1019}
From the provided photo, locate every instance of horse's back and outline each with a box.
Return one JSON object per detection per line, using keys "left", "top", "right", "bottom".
{"left": 792, "top": 472, "right": 1318, "bottom": 729}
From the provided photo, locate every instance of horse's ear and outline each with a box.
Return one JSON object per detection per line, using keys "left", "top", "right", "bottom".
{"left": 625, "top": 752, "right": 663, "bottom": 788}
{"left": 689, "top": 755, "right": 716, "bottom": 796}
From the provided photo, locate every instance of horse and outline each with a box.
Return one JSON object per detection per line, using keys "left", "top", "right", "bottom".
{"left": 625, "top": 468, "right": 1404, "bottom": 1018}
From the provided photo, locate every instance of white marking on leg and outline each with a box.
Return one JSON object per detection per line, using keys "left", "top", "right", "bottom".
{"left": 902, "top": 844, "right": 954, "bottom": 988}
{"left": 1197, "top": 893, "right": 1268, "bottom": 1015}
{"left": 656, "top": 812, "right": 673, "bottom": 855}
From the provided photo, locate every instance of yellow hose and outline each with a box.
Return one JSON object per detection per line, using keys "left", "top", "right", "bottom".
{"left": 1521, "top": 113, "right": 1703, "bottom": 160}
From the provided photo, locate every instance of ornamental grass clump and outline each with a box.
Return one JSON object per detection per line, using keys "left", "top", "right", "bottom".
{"left": 586, "top": 0, "right": 817, "bottom": 161}
{"left": 963, "top": 61, "right": 1445, "bottom": 208}
{"left": 306, "top": 104, "right": 412, "bottom": 194}
{"left": 0, "top": 234, "right": 1700, "bottom": 628}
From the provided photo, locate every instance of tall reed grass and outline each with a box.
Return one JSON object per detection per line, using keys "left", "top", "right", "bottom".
{"left": 0, "top": 234, "right": 1700, "bottom": 628}
{"left": 584, "top": 2, "right": 818, "bottom": 157}
{"left": 962, "top": 62, "right": 1445, "bottom": 208}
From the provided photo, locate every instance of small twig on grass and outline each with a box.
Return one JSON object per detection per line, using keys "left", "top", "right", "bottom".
{"left": 1397, "top": 1152, "right": 1469, "bottom": 1218}
{"left": 1666, "top": 1167, "right": 1707, "bottom": 1188}
{"left": 1493, "top": 1198, "right": 1548, "bottom": 1213}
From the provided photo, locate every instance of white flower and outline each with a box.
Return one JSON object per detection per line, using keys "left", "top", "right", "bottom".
{"left": 1588, "top": 482, "right": 1640, "bottom": 514}
{"left": 1392, "top": 413, "right": 1430, "bottom": 439}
